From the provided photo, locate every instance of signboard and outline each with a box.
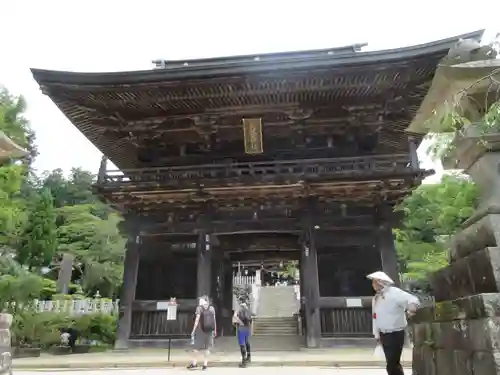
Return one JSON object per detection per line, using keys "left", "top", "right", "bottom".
{"left": 345, "top": 298, "right": 363, "bottom": 308}
{"left": 242, "top": 118, "right": 263, "bottom": 154}
{"left": 156, "top": 298, "right": 178, "bottom": 320}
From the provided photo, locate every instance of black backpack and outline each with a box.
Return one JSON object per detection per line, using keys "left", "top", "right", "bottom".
{"left": 238, "top": 307, "right": 251, "bottom": 325}
{"left": 200, "top": 306, "right": 216, "bottom": 332}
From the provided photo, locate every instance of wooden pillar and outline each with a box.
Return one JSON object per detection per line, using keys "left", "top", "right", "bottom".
{"left": 300, "top": 201, "right": 321, "bottom": 348}
{"left": 115, "top": 228, "right": 141, "bottom": 350}
{"left": 408, "top": 136, "right": 419, "bottom": 171}
{"left": 197, "top": 231, "right": 212, "bottom": 298}
{"left": 379, "top": 223, "right": 400, "bottom": 286}
{"left": 222, "top": 257, "right": 234, "bottom": 336}
{"left": 97, "top": 155, "right": 107, "bottom": 184}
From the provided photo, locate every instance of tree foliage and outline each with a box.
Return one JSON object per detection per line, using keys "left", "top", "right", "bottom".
{"left": 395, "top": 174, "right": 478, "bottom": 284}
{"left": 0, "top": 85, "right": 125, "bottom": 303}
{"left": 16, "top": 188, "right": 58, "bottom": 270}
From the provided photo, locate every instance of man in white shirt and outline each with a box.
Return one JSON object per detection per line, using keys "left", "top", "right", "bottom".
{"left": 367, "top": 271, "right": 419, "bottom": 375}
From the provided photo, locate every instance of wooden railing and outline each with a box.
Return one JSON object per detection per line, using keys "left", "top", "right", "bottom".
{"left": 320, "top": 307, "right": 373, "bottom": 337}
{"left": 130, "top": 299, "right": 196, "bottom": 339}
{"left": 101, "top": 154, "right": 412, "bottom": 186}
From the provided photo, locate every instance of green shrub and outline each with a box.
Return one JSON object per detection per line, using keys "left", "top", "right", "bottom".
{"left": 0, "top": 273, "right": 43, "bottom": 313}
{"left": 40, "top": 278, "right": 85, "bottom": 300}
{"left": 74, "top": 313, "right": 116, "bottom": 345}
{"left": 11, "top": 311, "right": 69, "bottom": 348}
{"left": 11, "top": 310, "right": 117, "bottom": 348}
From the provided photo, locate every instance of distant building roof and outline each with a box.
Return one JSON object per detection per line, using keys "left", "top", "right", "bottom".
{"left": 0, "top": 131, "right": 28, "bottom": 160}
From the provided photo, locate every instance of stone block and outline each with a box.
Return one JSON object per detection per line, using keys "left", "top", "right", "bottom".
{"left": 412, "top": 346, "right": 437, "bottom": 375}
{"left": 467, "top": 317, "right": 500, "bottom": 352}
{"left": 414, "top": 294, "right": 500, "bottom": 324}
{"left": 450, "top": 214, "right": 500, "bottom": 262}
{"left": 472, "top": 351, "right": 500, "bottom": 375}
{"left": 431, "top": 248, "right": 500, "bottom": 302}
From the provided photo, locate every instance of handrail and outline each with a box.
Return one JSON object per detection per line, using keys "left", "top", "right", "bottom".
{"left": 101, "top": 154, "right": 412, "bottom": 185}
{"left": 104, "top": 154, "right": 410, "bottom": 175}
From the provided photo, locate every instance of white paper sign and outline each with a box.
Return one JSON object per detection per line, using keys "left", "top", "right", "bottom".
{"left": 156, "top": 302, "right": 169, "bottom": 310}
{"left": 167, "top": 304, "right": 178, "bottom": 321}
{"left": 156, "top": 302, "right": 178, "bottom": 320}
{"left": 345, "top": 298, "right": 363, "bottom": 308}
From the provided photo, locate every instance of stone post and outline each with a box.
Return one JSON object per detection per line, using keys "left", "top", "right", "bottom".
{"left": 0, "top": 313, "right": 12, "bottom": 374}
{"left": 412, "top": 127, "right": 500, "bottom": 374}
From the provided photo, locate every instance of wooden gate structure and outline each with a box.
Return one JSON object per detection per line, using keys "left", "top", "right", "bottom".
{"left": 31, "top": 30, "right": 483, "bottom": 348}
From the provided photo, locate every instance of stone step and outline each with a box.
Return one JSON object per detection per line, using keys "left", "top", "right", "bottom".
{"left": 214, "top": 335, "right": 301, "bottom": 352}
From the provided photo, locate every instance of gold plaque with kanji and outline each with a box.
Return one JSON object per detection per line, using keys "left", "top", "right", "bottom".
{"left": 242, "top": 118, "right": 263, "bottom": 154}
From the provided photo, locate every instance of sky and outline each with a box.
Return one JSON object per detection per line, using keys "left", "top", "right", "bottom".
{"left": 1, "top": 0, "right": 499, "bottom": 181}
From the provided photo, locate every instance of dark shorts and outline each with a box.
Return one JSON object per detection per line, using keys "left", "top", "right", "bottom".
{"left": 194, "top": 330, "right": 214, "bottom": 351}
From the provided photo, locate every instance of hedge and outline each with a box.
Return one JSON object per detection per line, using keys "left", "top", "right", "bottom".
{"left": 11, "top": 311, "right": 117, "bottom": 348}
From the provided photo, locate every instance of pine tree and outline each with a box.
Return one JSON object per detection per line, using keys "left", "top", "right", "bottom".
{"left": 16, "top": 188, "right": 57, "bottom": 270}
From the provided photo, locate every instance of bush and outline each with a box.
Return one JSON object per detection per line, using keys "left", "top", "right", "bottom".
{"left": 40, "top": 278, "right": 84, "bottom": 300}
{"left": 11, "top": 311, "right": 69, "bottom": 348}
{"left": 11, "top": 310, "right": 117, "bottom": 348}
{"left": 73, "top": 313, "right": 116, "bottom": 345}
{"left": 0, "top": 273, "right": 43, "bottom": 313}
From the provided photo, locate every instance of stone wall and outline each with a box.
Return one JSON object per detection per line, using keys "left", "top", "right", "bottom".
{"left": 0, "top": 313, "right": 12, "bottom": 375}
{"left": 411, "top": 124, "right": 500, "bottom": 374}
{"left": 412, "top": 294, "right": 500, "bottom": 374}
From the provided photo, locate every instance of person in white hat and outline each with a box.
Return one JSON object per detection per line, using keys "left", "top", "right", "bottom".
{"left": 367, "top": 271, "right": 419, "bottom": 375}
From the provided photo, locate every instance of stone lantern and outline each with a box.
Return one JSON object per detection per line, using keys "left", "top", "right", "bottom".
{"left": 408, "top": 48, "right": 500, "bottom": 374}
{"left": 0, "top": 312, "right": 12, "bottom": 375}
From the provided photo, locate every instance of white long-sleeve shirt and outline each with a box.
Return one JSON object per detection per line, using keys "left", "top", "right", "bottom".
{"left": 372, "top": 286, "right": 420, "bottom": 338}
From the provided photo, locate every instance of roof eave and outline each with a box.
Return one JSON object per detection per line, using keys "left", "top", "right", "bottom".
{"left": 31, "top": 30, "right": 485, "bottom": 88}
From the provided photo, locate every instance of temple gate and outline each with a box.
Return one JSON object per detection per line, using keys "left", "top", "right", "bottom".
{"left": 30, "top": 30, "right": 483, "bottom": 349}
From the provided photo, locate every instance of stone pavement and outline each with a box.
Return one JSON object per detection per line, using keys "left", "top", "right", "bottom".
{"left": 15, "top": 367, "right": 395, "bottom": 374}
{"left": 12, "top": 348, "right": 412, "bottom": 370}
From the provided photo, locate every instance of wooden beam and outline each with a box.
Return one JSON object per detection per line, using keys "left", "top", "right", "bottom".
{"left": 140, "top": 215, "right": 378, "bottom": 236}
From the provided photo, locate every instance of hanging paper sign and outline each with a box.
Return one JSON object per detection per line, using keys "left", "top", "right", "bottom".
{"left": 242, "top": 118, "right": 263, "bottom": 154}
{"left": 156, "top": 298, "right": 178, "bottom": 320}
{"left": 346, "top": 298, "right": 363, "bottom": 308}
{"left": 167, "top": 303, "right": 178, "bottom": 321}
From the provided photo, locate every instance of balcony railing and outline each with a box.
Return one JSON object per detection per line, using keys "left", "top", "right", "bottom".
{"left": 99, "top": 154, "right": 413, "bottom": 188}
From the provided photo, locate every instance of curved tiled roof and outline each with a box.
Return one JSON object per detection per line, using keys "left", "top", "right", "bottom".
{"left": 31, "top": 30, "right": 484, "bottom": 169}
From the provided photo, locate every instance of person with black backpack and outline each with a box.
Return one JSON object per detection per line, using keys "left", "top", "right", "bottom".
{"left": 187, "top": 296, "right": 216, "bottom": 371}
{"left": 233, "top": 301, "right": 252, "bottom": 367}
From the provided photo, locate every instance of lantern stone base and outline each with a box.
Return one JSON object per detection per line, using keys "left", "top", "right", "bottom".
{"left": 0, "top": 313, "right": 12, "bottom": 375}
{"left": 412, "top": 293, "right": 500, "bottom": 375}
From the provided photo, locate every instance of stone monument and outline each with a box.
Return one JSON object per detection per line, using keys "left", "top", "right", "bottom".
{"left": 412, "top": 58, "right": 500, "bottom": 374}
{"left": 0, "top": 313, "right": 12, "bottom": 375}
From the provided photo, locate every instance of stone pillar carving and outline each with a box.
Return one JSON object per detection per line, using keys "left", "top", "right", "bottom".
{"left": 0, "top": 313, "right": 12, "bottom": 375}
{"left": 412, "top": 126, "right": 500, "bottom": 374}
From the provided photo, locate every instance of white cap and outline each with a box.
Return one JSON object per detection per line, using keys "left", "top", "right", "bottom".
{"left": 366, "top": 271, "right": 395, "bottom": 285}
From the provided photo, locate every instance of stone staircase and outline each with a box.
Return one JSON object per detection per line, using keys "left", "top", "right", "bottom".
{"left": 251, "top": 285, "right": 301, "bottom": 351}
{"left": 252, "top": 316, "right": 298, "bottom": 335}
{"left": 256, "top": 285, "right": 299, "bottom": 318}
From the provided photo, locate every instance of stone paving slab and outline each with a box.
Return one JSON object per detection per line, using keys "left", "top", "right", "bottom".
{"left": 12, "top": 348, "right": 412, "bottom": 370}
{"left": 17, "top": 367, "right": 393, "bottom": 374}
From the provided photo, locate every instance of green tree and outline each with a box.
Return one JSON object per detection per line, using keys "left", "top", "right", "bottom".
{"left": 395, "top": 174, "right": 478, "bottom": 283}
{"left": 56, "top": 204, "right": 125, "bottom": 297}
{"left": 16, "top": 188, "right": 58, "bottom": 270}
{"left": 0, "top": 164, "right": 26, "bottom": 248}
